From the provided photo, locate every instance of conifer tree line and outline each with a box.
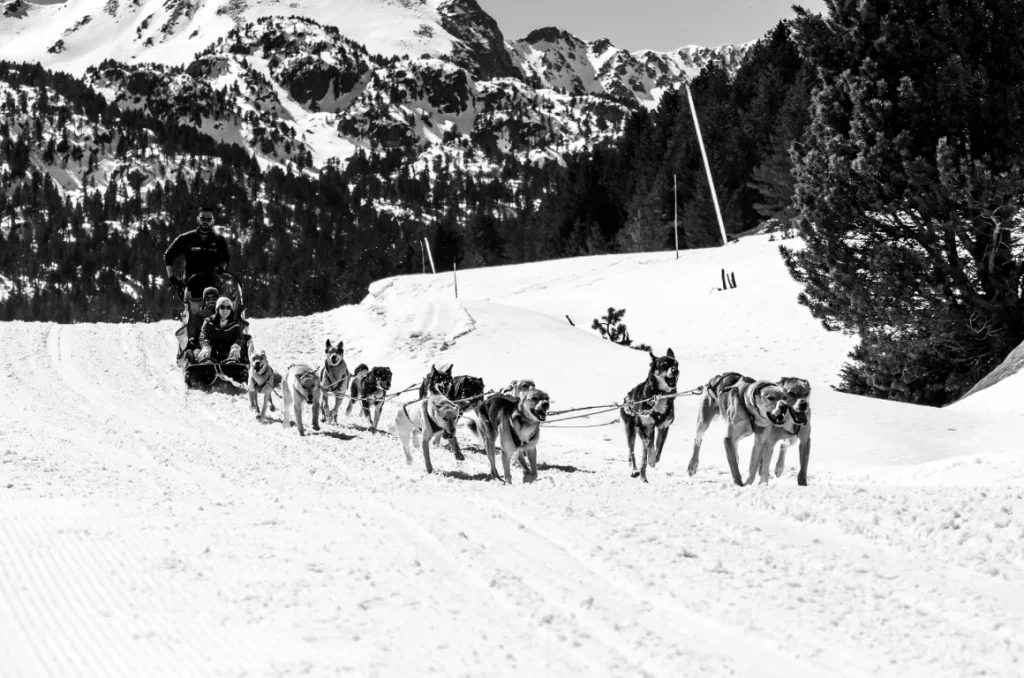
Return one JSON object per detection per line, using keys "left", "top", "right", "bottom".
{"left": 3, "top": 0, "right": 1024, "bottom": 405}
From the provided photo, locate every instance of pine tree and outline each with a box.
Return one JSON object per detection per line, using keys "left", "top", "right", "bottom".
{"left": 784, "top": 0, "right": 1024, "bottom": 405}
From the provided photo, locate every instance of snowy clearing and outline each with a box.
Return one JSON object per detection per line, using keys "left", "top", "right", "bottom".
{"left": 2, "top": 235, "right": 1023, "bottom": 677}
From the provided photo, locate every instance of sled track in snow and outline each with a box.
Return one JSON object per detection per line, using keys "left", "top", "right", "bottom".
{"left": 1, "top": 320, "right": 1024, "bottom": 676}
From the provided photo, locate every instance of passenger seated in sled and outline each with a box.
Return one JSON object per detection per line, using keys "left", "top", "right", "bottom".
{"left": 195, "top": 296, "right": 247, "bottom": 364}
{"left": 181, "top": 286, "right": 220, "bottom": 357}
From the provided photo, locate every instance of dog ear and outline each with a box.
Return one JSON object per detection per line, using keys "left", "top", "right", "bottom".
{"left": 325, "top": 339, "right": 332, "bottom": 351}
{"left": 666, "top": 348, "right": 675, "bottom": 359}
{"left": 648, "top": 350, "right": 656, "bottom": 363}
{"left": 337, "top": 340, "right": 344, "bottom": 351}
{"left": 444, "top": 365, "right": 453, "bottom": 376}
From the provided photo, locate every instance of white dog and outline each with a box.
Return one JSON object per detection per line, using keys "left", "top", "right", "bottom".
{"left": 394, "top": 395, "right": 459, "bottom": 474}
{"left": 282, "top": 364, "right": 322, "bottom": 436}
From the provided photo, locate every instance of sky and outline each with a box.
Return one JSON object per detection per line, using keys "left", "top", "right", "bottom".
{"left": 476, "top": 0, "right": 829, "bottom": 52}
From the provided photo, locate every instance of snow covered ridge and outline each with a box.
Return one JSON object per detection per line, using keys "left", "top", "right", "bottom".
{"left": 3, "top": 234, "right": 1024, "bottom": 676}
{"left": 509, "top": 27, "right": 753, "bottom": 109}
{"left": 1, "top": 0, "right": 750, "bottom": 170}
{"left": 70, "top": 15, "right": 642, "bottom": 168}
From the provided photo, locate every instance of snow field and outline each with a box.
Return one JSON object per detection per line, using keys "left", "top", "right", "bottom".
{"left": 2, "top": 235, "right": 1024, "bottom": 676}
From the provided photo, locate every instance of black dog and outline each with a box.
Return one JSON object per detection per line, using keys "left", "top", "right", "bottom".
{"left": 442, "top": 375, "right": 486, "bottom": 461}
{"left": 620, "top": 348, "right": 679, "bottom": 483}
{"left": 419, "top": 364, "right": 454, "bottom": 400}
{"left": 345, "top": 364, "right": 393, "bottom": 431}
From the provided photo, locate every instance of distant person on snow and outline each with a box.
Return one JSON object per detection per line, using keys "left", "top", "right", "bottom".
{"left": 164, "top": 205, "right": 230, "bottom": 317}
{"left": 195, "top": 297, "right": 244, "bottom": 364}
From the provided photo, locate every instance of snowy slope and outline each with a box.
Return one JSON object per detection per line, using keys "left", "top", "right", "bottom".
{"left": 3, "top": 235, "right": 1024, "bottom": 676}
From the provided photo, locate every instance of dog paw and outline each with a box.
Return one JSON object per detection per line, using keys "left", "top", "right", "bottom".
{"left": 454, "top": 452, "right": 465, "bottom": 461}
{"left": 630, "top": 471, "right": 640, "bottom": 479}
{"left": 523, "top": 473, "right": 537, "bottom": 484}
{"left": 686, "top": 461, "right": 698, "bottom": 476}
{"left": 270, "top": 404, "right": 276, "bottom": 412}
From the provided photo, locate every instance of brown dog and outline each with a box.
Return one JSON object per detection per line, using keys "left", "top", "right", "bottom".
{"left": 687, "top": 373, "right": 791, "bottom": 486}
{"left": 319, "top": 339, "right": 350, "bottom": 425}
{"left": 750, "top": 377, "right": 813, "bottom": 486}
{"left": 247, "top": 350, "right": 279, "bottom": 420}
{"left": 473, "top": 389, "right": 550, "bottom": 484}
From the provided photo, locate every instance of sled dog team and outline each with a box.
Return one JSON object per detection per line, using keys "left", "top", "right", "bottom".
{"left": 245, "top": 340, "right": 812, "bottom": 486}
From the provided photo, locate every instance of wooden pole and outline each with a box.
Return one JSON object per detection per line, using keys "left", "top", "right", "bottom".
{"left": 423, "top": 238, "right": 437, "bottom": 274}
{"left": 453, "top": 262, "right": 458, "bottom": 299}
{"left": 686, "top": 84, "right": 728, "bottom": 247}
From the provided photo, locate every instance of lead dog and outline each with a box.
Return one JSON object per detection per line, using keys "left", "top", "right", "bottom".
{"left": 247, "top": 350, "right": 280, "bottom": 420}
{"left": 620, "top": 349, "right": 679, "bottom": 483}
{"left": 282, "top": 363, "right": 322, "bottom": 436}
{"left": 319, "top": 339, "right": 350, "bottom": 425}
{"left": 687, "top": 372, "right": 790, "bottom": 486}
{"left": 473, "top": 388, "right": 550, "bottom": 484}
{"left": 395, "top": 394, "right": 460, "bottom": 474}
{"left": 346, "top": 364, "right": 393, "bottom": 431}
{"left": 749, "top": 377, "right": 813, "bottom": 486}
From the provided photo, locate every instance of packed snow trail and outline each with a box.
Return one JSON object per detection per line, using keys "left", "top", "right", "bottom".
{"left": 3, "top": 238, "right": 1024, "bottom": 677}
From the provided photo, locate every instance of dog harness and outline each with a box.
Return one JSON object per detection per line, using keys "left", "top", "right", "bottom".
{"left": 404, "top": 402, "right": 444, "bottom": 437}
{"left": 623, "top": 384, "right": 674, "bottom": 427}
{"left": 320, "top": 363, "right": 349, "bottom": 394}
{"left": 250, "top": 362, "right": 272, "bottom": 386}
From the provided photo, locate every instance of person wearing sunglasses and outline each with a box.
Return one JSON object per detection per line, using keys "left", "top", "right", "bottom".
{"left": 163, "top": 206, "right": 230, "bottom": 315}
{"left": 195, "top": 296, "right": 245, "bottom": 364}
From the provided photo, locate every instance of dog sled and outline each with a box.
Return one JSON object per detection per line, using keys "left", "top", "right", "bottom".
{"left": 172, "top": 271, "right": 254, "bottom": 391}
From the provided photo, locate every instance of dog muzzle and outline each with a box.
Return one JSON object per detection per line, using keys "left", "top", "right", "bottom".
{"left": 767, "top": 406, "right": 787, "bottom": 426}
{"left": 665, "top": 372, "right": 678, "bottom": 388}
{"left": 531, "top": 404, "right": 550, "bottom": 422}
{"left": 328, "top": 355, "right": 342, "bottom": 366}
{"left": 790, "top": 402, "right": 808, "bottom": 425}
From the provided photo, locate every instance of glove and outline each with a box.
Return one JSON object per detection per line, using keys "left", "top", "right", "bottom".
{"left": 168, "top": 276, "right": 181, "bottom": 293}
{"left": 227, "top": 345, "right": 241, "bottom": 362}
{"left": 196, "top": 347, "right": 212, "bottom": 363}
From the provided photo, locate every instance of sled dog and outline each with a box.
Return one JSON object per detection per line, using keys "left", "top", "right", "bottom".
{"left": 395, "top": 394, "right": 460, "bottom": 474}
{"left": 620, "top": 348, "right": 679, "bottom": 483}
{"left": 346, "top": 364, "right": 393, "bottom": 431}
{"left": 749, "top": 377, "right": 813, "bottom": 486}
{"left": 282, "top": 364, "right": 322, "bottom": 436}
{"left": 319, "top": 339, "right": 350, "bottom": 425}
{"left": 419, "top": 363, "right": 454, "bottom": 399}
{"left": 687, "top": 372, "right": 792, "bottom": 486}
{"left": 441, "top": 375, "right": 487, "bottom": 461}
{"left": 247, "top": 350, "right": 279, "bottom": 420}
{"left": 473, "top": 388, "right": 550, "bottom": 484}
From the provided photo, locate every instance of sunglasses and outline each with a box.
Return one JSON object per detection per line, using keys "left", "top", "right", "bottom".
{"left": 217, "top": 304, "right": 232, "bottom": 311}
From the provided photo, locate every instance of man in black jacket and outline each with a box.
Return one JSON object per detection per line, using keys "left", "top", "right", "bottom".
{"left": 164, "top": 206, "right": 230, "bottom": 310}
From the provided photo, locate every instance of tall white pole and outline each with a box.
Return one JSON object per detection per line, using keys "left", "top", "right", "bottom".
{"left": 674, "top": 173, "right": 679, "bottom": 259}
{"left": 423, "top": 238, "right": 437, "bottom": 274}
{"left": 686, "top": 84, "right": 729, "bottom": 247}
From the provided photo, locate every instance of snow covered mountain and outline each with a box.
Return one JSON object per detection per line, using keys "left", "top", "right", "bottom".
{"left": 509, "top": 27, "right": 752, "bottom": 108}
{"left": 1, "top": 0, "right": 748, "bottom": 173}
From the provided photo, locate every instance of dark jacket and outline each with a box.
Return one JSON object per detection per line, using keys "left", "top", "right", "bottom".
{"left": 164, "top": 229, "right": 230, "bottom": 295}
{"left": 199, "top": 314, "right": 244, "bottom": 361}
